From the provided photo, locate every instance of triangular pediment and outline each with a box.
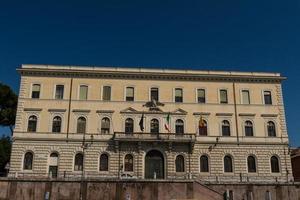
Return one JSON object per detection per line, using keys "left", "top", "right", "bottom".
{"left": 173, "top": 108, "right": 187, "bottom": 115}
{"left": 120, "top": 107, "right": 138, "bottom": 113}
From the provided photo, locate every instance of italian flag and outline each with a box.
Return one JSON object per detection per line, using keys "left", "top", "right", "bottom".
{"left": 164, "top": 113, "right": 171, "bottom": 132}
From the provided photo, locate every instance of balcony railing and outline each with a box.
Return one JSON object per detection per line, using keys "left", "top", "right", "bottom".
{"left": 113, "top": 132, "right": 196, "bottom": 143}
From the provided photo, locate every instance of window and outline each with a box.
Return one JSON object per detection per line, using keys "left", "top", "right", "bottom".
{"left": 245, "top": 121, "right": 253, "bottom": 136}
{"left": 27, "top": 115, "right": 37, "bottom": 132}
{"left": 79, "top": 85, "right": 88, "bottom": 100}
{"left": 74, "top": 153, "right": 83, "bottom": 171}
{"left": 242, "top": 90, "right": 250, "bottom": 104}
{"left": 99, "top": 154, "right": 109, "bottom": 171}
{"left": 247, "top": 156, "right": 256, "bottom": 173}
{"left": 267, "top": 121, "right": 276, "bottom": 137}
{"left": 125, "top": 118, "right": 134, "bottom": 134}
{"left": 199, "top": 119, "right": 207, "bottom": 136}
{"left": 175, "top": 88, "right": 183, "bottom": 102}
{"left": 31, "top": 84, "right": 41, "bottom": 99}
{"left": 175, "top": 119, "right": 184, "bottom": 134}
{"left": 270, "top": 156, "right": 280, "bottom": 173}
{"left": 124, "top": 154, "right": 133, "bottom": 172}
{"left": 77, "top": 117, "right": 86, "bottom": 134}
{"left": 126, "top": 87, "right": 134, "bottom": 101}
{"left": 264, "top": 91, "right": 272, "bottom": 105}
{"left": 175, "top": 155, "right": 185, "bottom": 172}
{"left": 55, "top": 85, "right": 64, "bottom": 99}
{"left": 224, "top": 155, "right": 233, "bottom": 173}
{"left": 200, "top": 155, "right": 209, "bottom": 172}
{"left": 49, "top": 153, "right": 59, "bottom": 178}
{"left": 101, "top": 117, "right": 110, "bottom": 134}
{"left": 150, "top": 119, "right": 159, "bottom": 134}
{"left": 222, "top": 120, "right": 230, "bottom": 136}
{"left": 197, "top": 89, "right": 205, "bottom": 103}
{"left": 23, "top": 152, "right": 33, "bottom": 170}
{"left": 52, "top": 116, "right": 62, "bottom": 133}
{"left": 150, "top": 87, "right": 159, "bottom": 101}
{"left": 220, "top": 89, "right": 228, "bottom": 104}
{"left": 102, "top": 86, "right": 111, "bottom": 101}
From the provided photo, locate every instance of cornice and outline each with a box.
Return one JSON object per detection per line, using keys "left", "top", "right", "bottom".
{"left": 17, "top": 67, "right": 286, "bottom": 83}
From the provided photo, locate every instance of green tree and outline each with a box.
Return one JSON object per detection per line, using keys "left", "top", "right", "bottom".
{"left": 0, "top": 136, "right": 11, "bottom": 175}
{"left": 0, "top": 83, "right": 17, "bottom": 134}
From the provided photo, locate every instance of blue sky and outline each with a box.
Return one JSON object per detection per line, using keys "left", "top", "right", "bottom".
{"left": 0, "top": 1, "right": 299, "bottom": 146}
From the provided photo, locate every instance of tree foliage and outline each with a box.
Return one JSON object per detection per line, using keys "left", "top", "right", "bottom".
{"left": 0, "top": 136, "right": 11, "bottom": 175}
{"left": 0, "top": 83, "right": 17, "bottom": 134}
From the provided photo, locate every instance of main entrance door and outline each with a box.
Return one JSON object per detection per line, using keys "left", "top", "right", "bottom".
{"left": 145, "top": 150, "right": 164, "bottom": 179}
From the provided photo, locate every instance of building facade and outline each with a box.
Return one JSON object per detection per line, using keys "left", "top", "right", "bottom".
{"left": 9, "top": 64, "right": 293, "bottom": 183}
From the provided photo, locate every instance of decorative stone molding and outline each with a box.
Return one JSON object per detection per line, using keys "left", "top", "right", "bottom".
{"left": 24, "top": 108, "right": 42, "bottom": 112}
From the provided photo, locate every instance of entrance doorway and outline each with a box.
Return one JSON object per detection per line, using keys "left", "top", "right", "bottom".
{"left": 145, "top": 150, "right": 164, "bottom": 179}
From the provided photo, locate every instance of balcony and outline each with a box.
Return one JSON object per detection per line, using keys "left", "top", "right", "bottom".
{"left": 113, "top": 132, "right": 196, "bottom": 144}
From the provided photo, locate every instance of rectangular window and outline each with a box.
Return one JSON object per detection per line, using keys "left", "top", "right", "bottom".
{"left": 197, "top": 89, "right": 205, "bottom": 103}
{"left": 126, "top": 87, "right": 134, "bottom": 101}
{"left": 150, "top": 88, "right": 159, "bottom": 101}
{"left": 220, "top": 89, "right": 228, "bottom": 104}
{"left": 31, "top": 84, "right": 41, "bottom": 99}
{"left": 102, "top": 86, "right": 111, "bottom": 101}
{"left": 55, "top": 85, "right": 64, "bottom": 99}
{"left": 242, "top": 90, "right": 250, "bottom": 104}
{"left": 264, "top": 91, "right": 272, "bottom": 105}
{"left": 79, "top": 85, "right": 88, "bottom": 100}
{"left": 175, "top": 88, "right": 183, "bottom": 102}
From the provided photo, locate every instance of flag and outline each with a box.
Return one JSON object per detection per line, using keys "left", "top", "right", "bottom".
{"left": 139, "top": 113, "right": 144, "bottom": 131}
{"left": 164, "top": 113, "right": 171, "bottom": 132}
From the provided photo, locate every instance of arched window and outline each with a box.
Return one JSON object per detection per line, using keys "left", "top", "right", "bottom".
{"left": 77, "top": 117, "right": 86, "bottom": 133}
{"left": 245, "top": 121, "right": 253, "bottom": 136}
{"left": 199, "top": 119, "right": 207, "bottom": 136}
{"left": 52, "top": 116, "right": 62, "bottom": 133}
{"left": 124, "top": 154, "right": 133, "bottom": 172}
{"left": 175, "top": 155, "right": 185, "bottom": 172}
{"left": 222, "top": 120, "right": 230, "bottom": 136}
{"left": 101, "top": 117, "right": 110, "bottom": 134}
{"left": 150, "top": 119, "right": 159, "bottom": 134}
{"left": 99, "top": 154, "right": 109, "bottom": 171}
{"left": 224, "top": 155, "right": 233, "bottom": 173}
{"left": 49, "top": 152, "right": 59, "bottom": 178}
{"left": 125, "top": 118, "right": 134, "bottom": 134}
{"left": 74, "top": 153, "right": 83, "bottom": 171}
{"left": 200, "top": 155, "right": 209, "bottom": 172}
{"left": 27, "top": 115, "right": 37, "bottom": 132}
{"left": 267, "top": 121, "right": 276, "bottom": 137}
{"left": 23, "top": 152, "right": 33, "bottom": 170}
{"left": 270, "top": 156, "right": 280, "bottom": 173}
{"left": 247, "top": 155, "right": 256, "bottom": 173}
{"left": 175, "top": 119, "right": 184, "bottom": 134}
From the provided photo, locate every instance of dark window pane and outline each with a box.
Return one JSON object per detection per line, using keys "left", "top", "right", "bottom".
{"left": 247, "top": 156, "right": 256, "bottom": 173}
{"left": 200, "top": 155, "right": 209, "bottom": 172}
{"left": 31, "top": 84, "right": 40, "bottom": 99}
{"left": 175, "top": 155, "right": 185, "bottom": 172}
{"left": 175, "top": 119, "right": 184, "bottom": 134}
{"left": 199, "top": 120, "right": 207, "bottom": 136}
{"left": 125, "top": 118, "right": 134, "bottom": 134}
{"left": 175, "top": 88, "right": 183, "bottom": 102}
{"left": 220, "top": 90, "right": 228, "bottom": 104}
{"left": 222, "top": 120, "right": 230, "bottom": 136}
{"left": 27, "top": 116, "right": 37, "bottom": 132}
{"left": 101, "top": 117, "right": 110, "bottom": 134}
{"left": 103, "top": 86, "right": 111, "bottom": 101}
{"left": 264, "top": 91, "right": 272, "bottom": 105}
{"left": 74, "top": 153, "right": 83, "bottom": 171}
{"left": 267, "top": 121, "right": 276, "bottom": 137}
{"left": 126, "top": 87, "right": 134, "bottom": 101}
{"left": 197, "top": 89, "right": 205, "bottom": 103}
{"left": 100, "top": 154, "right": 109, "bottom": 171}
{"left": 245, "top": 121, "right": 253, "bottom": 136}
{"left": 124, "top": 154, "right": 133, "bottom": 172}
{"left": 77, "top": 117, "right": 86, "bottom": 133}
{"left": 23, "top": 152, "right": 33, "bottom": 170}
{"left": 224, "top": 156, "right": 233, "bottom": 172}
{"left": 151, "top": 88, "right": 159, "bottom": 101}
{"left": 52, "top": 116, "right": 62, "bottom": 133}
{"left": 55, "top": 85, "right": 64, "bottom": 99}
{"left": 271, "top": 156, "right": 280, "bottom": 173}
{"left": 150, "top": 119, "right": 159, "bottom": 134}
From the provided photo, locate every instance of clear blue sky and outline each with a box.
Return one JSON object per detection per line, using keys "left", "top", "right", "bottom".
{"left": 0, "top": 1, "right": 299, "bottom": 146}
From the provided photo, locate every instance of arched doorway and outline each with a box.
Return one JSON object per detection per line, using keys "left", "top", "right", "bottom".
{"left": 145, "top": 150, "right": 164, "bottom": 179}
